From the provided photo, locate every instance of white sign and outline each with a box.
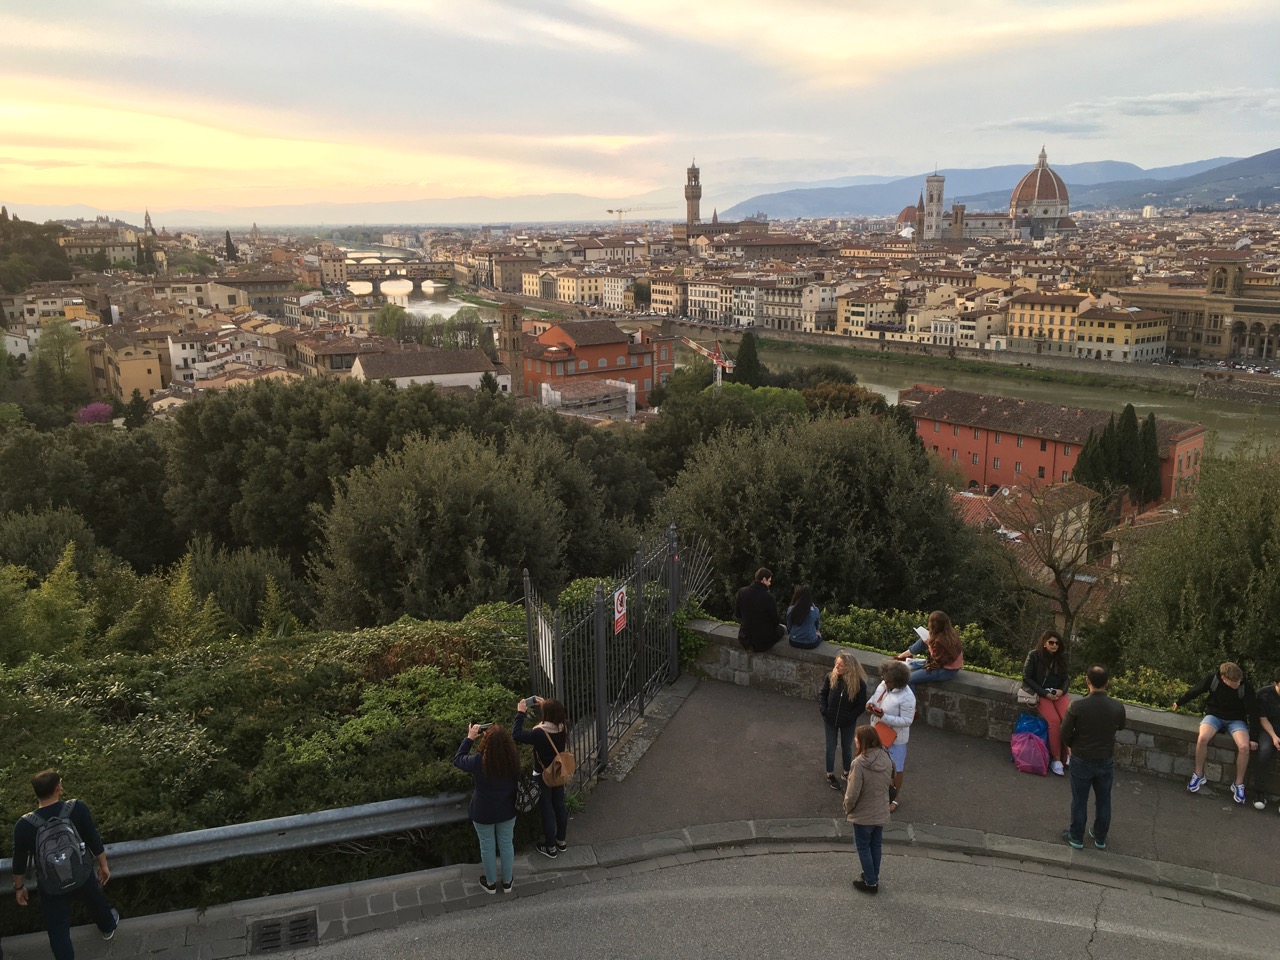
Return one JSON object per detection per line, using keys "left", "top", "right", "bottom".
{"left": 613, "top": 587, "right": 627, "bottom": 634}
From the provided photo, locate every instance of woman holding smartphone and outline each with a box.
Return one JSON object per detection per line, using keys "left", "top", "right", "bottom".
{"left": 453, "top": 722, "right": 520, "bottom": 893}
{"left": 865, "top": 660, "right": 916, "bottom": 810}
{"left": 1022, "top": 629, "right": 1071, "bottom": 775}
{"left": 513, "top": 695, "right": 571, "bottom": 860}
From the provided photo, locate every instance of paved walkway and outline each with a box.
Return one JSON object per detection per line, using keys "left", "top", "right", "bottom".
{"left": 571, "top": 677, "right": 1279, "bottom": 886}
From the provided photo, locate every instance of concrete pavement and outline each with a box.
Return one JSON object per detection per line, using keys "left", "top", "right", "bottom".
{"left": 570, "top": 677, "right": 1279, "bottom": 886}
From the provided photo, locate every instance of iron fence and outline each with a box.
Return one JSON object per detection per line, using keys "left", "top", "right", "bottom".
{"left": 524, "top": 524, "right": 711, "bottom": 791}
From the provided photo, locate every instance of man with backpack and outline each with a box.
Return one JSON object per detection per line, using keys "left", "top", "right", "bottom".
{"left": 11, "top": 770, "right": 119, "bottom": 960}
{"left": 1172, "top": 661, "right": 1258, "bottom": 805}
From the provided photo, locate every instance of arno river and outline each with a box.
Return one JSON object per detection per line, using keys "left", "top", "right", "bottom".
{"left": 756, "top": 344, "right": 1280, "bottom": 452}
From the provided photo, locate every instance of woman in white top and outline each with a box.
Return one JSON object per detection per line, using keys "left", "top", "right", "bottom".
{"left": 865, "top": 659, "right": 916, "bottom": 810}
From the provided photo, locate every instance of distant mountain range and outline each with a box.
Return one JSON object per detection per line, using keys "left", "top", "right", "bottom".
{"left": 721, "top": 151, "right": 1280, "bottom": 220}
{"left": 5, "top": 152, "right": 1276, "bottom": 228}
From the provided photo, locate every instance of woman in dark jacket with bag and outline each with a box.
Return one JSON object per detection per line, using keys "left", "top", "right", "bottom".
{"left": 820, "top": 650, "right": 868, "bottom": 789}
{"left": 453, "top": 723, "right": 520, "bottom": 894}
{"left": 1022, "top": 629, "right": 1071, "bottom": 776}
{"left": 513, "top": 696, "right": 570, "bottom": 860}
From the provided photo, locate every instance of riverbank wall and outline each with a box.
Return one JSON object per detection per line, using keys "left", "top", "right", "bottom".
{"left": 662, "top": 318, "right": 1280, "bottom": 408}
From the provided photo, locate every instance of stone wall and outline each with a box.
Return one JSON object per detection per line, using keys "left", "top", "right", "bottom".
{"left": 691, "top": 619, "right": 1276, "bottom": 791}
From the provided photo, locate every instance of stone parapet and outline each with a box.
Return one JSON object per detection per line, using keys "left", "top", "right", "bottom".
{"left": 690, "top": 619, "right": 1277, "bottom": 792}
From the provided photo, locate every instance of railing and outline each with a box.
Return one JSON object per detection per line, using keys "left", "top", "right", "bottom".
{"left": 0, "top": 794, "right": 469, "bottom": 890}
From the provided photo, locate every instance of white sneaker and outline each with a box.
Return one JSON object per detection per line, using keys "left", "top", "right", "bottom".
{"left": 1050, "top": 760, "right": 1065, "bottom": 776}
{"left": 1254, "top": 798, "right": 1266, "bottom": 811}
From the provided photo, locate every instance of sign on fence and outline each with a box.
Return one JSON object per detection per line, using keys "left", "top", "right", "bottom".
{"left": 613, "top": 586, "right": 627, "bottom": 634}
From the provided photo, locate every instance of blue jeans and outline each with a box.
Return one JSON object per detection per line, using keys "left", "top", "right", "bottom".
{"left": 906, "top": 638, "right": 959, "bottom": 688}
{"left": 1068, "top": 756, "right": 1114, "bottom": 845}
{"left": 39, "top": 874, "right": 116, "bottom": 960}
{"left": 825, "top": 721, "right": 855, "bottom": 775}
{"left": 539, "top": 781, "right": 568, "bottom": 847}
{"left": 853, "top": 824, "right": 883, "bottom": 886}
{"left": 473, "top": 817, "right": 515, "bottom": 884}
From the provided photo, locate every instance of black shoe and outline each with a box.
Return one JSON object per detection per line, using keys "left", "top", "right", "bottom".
{"left": 477, "top": 876, "right": 497, "bottom": 894}
{"left": 853, "top": 878, "right": 879, "bottom": 894}
{"left": 535, "top": 843, "right": 558, "bottom": 859}
{"left": 102, "top": 908, "right": 120, "bottom": 940}
{"left": 501, "top": 880, "right": 514, "bottom": 893}
{"left": 555, "top": 840, "right": 567, "bottom": 852}
{"left": 826, "top": 773, "right": 842, "bottom": 791}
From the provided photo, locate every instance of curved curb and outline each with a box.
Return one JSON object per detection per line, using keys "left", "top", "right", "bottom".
{"left": 5, "top": 819, "right": 1272, "bottom": 959}
{"left": 521, "top": 818, "right": 1280, "bottom": 917}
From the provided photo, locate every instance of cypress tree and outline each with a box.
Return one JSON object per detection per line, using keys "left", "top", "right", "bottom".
{"left": 733, "top": 331, "right": 764, "bottom": 387}
{"left": 1116, "top": 404, "right": 1140, "bottom": 486}
{"left": 224, "top": 231, "right": 236, "bottom": 262}
{"left": 1135, "top": 413, "right": 1163, "bottom": 507}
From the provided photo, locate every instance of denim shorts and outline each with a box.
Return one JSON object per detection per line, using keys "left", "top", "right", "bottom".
{"left": 1201, "top": 715, "right": 1249, "bottom": 736}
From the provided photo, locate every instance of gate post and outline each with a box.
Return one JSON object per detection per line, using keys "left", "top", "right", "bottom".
{"left": 666, "top": 523, "right": 682, "bottom": 681}
{"left": 633, "top": 541, "right": 646, "bottom": 717}
{"left": 594, "top": 583, "right": 609, "bottom": 772}
{"left": 523, "top": 568, "right": 537, "bottom": 693}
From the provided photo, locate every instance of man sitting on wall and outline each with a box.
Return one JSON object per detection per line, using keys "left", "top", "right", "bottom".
{"left": 1173, "top": 661, "right": 1258, "bottom": 805}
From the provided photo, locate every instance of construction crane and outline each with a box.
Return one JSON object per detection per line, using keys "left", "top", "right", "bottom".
{"left": 677, "top": 336, "right": 736, "bottom": 389}
{"left": 606, "top": 204, "right": 674, "bottom": 233}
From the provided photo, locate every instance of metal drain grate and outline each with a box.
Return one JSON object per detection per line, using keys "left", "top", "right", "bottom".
{"left": 249, "top": 911, "right": 319, "bottom": 954}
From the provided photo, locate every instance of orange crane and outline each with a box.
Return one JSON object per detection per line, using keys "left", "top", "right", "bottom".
{"left": 677, "top": 336, "right": 736, "bottom": 389}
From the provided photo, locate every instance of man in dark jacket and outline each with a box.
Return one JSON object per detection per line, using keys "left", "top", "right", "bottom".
{"left": 1173, "top": 661, "right": 1258, "bottom": 804}
{"left": 735, "top": 567, "right": 781, "bottom": 652}
{"left": 1061, "top": 665, "right": 1127, "bottom": 850}
{"left": 12, "top": 770, "right": 119, "bottom": 960}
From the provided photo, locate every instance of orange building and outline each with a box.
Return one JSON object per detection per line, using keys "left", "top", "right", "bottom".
{"left": 520, "top": 319, "right": 675, "bottom": 407}
{"left": 901, "top": 386, "right": 1206, "bottom": 502}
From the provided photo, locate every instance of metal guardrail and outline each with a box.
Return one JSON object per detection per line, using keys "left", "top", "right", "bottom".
{"left": 0, "top": 794, "right": 470, "bottom": 887}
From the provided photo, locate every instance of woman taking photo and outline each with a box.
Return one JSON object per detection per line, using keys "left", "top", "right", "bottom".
{"left": 819, "top": 650, "right": 868, "bottom": 789}
{"left": 513, "top": 695, "right": 571, "bottom": 859}
{"left": 843, "top": 725, "right": 894, "bottom": 894}
{"left": 895, "top": 610, "right": 964, "bottom": 688}
{"left": 787, "top": 585, "right": 822, "bottom": 649}
{"left": 866, "top": 660, "right": 916, "bottom": 810}
{"left": 1023, "top": 629, "right": 1071, "bottom": 775}
{"left": 453, "top": 722, "right": 520, "bottom": 893}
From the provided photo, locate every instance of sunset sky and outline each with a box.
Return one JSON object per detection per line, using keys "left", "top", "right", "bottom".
{"left": 2, "top": 0, "right": 1278, "bottom": 223}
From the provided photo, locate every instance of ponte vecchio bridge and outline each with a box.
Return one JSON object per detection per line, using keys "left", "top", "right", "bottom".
{"left": 323, "top": 253, "right": 455, "bottom": 293}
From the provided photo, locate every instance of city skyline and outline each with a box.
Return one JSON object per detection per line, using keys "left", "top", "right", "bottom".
{"left": 3, "top": 0, "right": 1279, "bottom": 222}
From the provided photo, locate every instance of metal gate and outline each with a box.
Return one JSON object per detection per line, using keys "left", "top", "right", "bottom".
{"left": 522, "top": 524, "right": 711, "bottom": 791}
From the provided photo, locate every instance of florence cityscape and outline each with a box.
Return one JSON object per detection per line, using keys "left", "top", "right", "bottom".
{"left": 2, "top": 2, "right": 1280, "bottom": 958}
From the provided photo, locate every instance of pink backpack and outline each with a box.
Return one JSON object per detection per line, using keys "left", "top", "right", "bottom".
{"left": 1011, "top": 731, "right": 1050, "bottom": 776}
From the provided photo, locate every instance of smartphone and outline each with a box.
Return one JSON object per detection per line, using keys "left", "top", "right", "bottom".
{"left": 525, "top": 696, "right": 539, "bottom": 708}
{"left": 476, "top": 722, "right": 494, "bottom": 732}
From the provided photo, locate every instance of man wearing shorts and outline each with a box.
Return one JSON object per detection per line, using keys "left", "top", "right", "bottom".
{"left": 1173, "top": 661, "right": 1258, "bottom": 804}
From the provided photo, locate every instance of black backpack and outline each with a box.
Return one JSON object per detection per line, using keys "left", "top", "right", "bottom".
{"left": 23, "top": 800, "right": 95, "bottom": 894}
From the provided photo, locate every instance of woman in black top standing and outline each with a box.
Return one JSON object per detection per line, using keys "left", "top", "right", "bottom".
{"left": 513, "top": 696, "right": 570, "bottom": 860}
{"left": 820, "top": 650, "right": 868, "bottom": 789}
{"left": 1023, "top": 629, "right": 1071, "bottom": 776}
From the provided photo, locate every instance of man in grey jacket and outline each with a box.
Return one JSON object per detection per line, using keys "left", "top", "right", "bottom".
{"left": 1060, "top": 665, "right": 1127, "bottom": 851}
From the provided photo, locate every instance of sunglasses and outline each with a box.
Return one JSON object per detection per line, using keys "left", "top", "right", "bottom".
{"left": 1044, "top": 640, "right": 1060, "bottom": 646}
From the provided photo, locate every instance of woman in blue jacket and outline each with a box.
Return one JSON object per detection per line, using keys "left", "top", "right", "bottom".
{"left": 453, "top": 723, "right": 520, "bottom": 893}
{"left": 787, "top": 584, "right": 822, "bottom": 649}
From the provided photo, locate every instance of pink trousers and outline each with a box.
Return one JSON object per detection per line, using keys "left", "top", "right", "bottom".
{"left": 1037, "top": 693, "right": 1071, "bottom": 761}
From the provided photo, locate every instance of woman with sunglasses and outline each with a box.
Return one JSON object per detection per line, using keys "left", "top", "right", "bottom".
{"left": 1023, "top": 629, "right": 1071, "bottom": 775}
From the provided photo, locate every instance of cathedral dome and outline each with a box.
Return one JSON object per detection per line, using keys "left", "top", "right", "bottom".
{"left": 896, "top": 205, "right": 920, "bottom": 225}
{"left": 1009, "top": 147, "right": 1069, "bottom": 218}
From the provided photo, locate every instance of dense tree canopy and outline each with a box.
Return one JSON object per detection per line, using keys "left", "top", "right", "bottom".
{"left": 659, "top": 415, "right": 1011, "bottom": 623}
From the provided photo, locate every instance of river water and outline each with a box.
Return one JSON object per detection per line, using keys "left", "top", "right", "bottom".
{"left": 345, "top": 280, "right": 498, "bottom": 321}
{"left": 757, "top": 345, "right": 1280, "bottom": 451}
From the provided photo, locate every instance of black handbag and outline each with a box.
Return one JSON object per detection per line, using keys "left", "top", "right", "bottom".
{"left": 516, "top": 773, "right": 542, "bottom": 814}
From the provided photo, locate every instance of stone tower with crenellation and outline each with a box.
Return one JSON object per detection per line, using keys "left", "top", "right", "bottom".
{"left": 685, "top": 160, "right": 702, "bottom": 227}
{"left": 923, "top": 172, "right": 945, "bottom": 240}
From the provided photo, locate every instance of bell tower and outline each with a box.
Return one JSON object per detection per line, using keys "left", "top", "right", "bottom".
{"left": 685, "top": 159, "right": 702, "bottom": 227}
{"left": 497, "top": 301, "right": 525, "bottom": 396}
{"left": 923, "top": 172, "right": 945, "bottom": 240}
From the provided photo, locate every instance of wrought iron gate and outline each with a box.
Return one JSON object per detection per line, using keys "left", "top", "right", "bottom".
{"left": 522, "top": 524, "right": 711, "bottom": 791}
